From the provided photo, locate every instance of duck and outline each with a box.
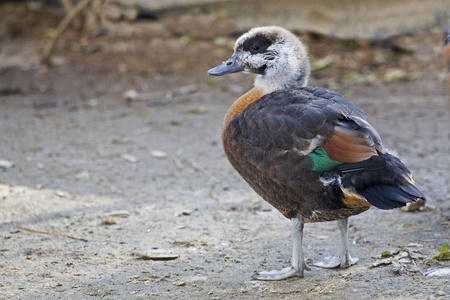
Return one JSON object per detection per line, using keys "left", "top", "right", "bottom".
{"left": 207, "top": 26, "right": 426, "bottom": 280}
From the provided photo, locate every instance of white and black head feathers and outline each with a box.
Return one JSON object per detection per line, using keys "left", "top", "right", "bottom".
{"left": 233, "top": 26, "right": 311, "bottom": 93}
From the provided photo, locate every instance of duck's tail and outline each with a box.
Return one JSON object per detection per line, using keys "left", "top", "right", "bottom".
{"left": 331, "top": 152, "right": 426, "bottom": 209}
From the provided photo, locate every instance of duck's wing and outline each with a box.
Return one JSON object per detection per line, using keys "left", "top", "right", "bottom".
{"left": 225, "top": 86, "right": 424, "bottom": 213}
{"left": 226, "top": 86, "right": 383, "bottom": 183}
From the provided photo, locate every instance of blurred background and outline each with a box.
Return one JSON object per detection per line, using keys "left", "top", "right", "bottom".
{"left": 1, "top": 0, "right": 449, "bottom": 101}
{"left": 0, "top": 1, "right": 449, "bottom": 299}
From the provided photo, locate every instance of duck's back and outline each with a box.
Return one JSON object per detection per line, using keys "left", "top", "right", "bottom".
{"left": 222, "top": 86, "right": 423, "bottom": 222}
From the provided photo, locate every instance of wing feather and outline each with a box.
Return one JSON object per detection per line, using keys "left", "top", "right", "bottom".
{"left": 322, "top": 116, "right": 383, "bottom": 163}
{"left": 225, "top": 86, "right": 384, "bottom": 185}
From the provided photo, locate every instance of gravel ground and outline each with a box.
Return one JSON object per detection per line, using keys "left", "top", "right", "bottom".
{"left": 0, "top": 3, "right": 449, "bottom": 299}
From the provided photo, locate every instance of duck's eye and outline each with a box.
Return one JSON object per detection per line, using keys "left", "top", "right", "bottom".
{"left": 242, "top": 35, "right": 272, "bottom": 54}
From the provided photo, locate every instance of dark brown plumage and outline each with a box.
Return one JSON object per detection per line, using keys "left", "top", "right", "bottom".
{"left": 223, "top": 87, "right": 374, "bottom": 222}
{"left": 208, "top": 26, "right": 425, "bottom": 280}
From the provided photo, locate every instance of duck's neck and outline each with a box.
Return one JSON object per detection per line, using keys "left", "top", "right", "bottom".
{"left": 221, "top": 87, "right": 264, "bottom": 139}
{"left": 254, "top": 69, "right": 309, "bottom": 94}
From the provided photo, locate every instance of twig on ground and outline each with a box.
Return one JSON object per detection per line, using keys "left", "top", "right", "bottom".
{"left": 59, "top": 0, "right": 74, "bottom": 12}
{"left": 17, "top": 225, "right": 88, "bottom": 242}
{"left": 42, "top": 0, "right": 94, "bottom": 64}
{"left": 173, "top": 157, "right": 184, "bottom": 171}
{"left": 411, "top": 259, "right": 424, "bottom": 276}
{"left": 173, "top": 156, "right": 220, "bottom": 183}
{"left": 186, "top": 158, "right": 220, "bottom": 183}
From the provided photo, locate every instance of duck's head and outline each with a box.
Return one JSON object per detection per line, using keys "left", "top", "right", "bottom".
{"left": 208, "top": 26, "right": 310, "bottom": 94}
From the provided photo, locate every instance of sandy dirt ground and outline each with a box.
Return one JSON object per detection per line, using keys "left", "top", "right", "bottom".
{"left": 0, "top": 3, "right": 449, "bottom": 299}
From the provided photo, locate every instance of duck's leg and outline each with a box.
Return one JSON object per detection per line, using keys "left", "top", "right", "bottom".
{"left": 313, "top": 217, "right": 359, "bottom": 269}
{"left": 253, "top": 218, "right": 308, "bottom": 280}
{"left": 337, "top": 218, "right": 359, "bottom": 268}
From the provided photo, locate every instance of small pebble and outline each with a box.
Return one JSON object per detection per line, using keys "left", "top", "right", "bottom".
{"left": 123, "top": 89, "right": 137, "bottom": 100}
{"left": 106, "top": 210, "right": 130, "bottom": 218}
{"left": 55, "top": 191, "right": 70, "bottom": 198}
{"left": 425, "top": 268, "right": 450, "bottom": 277}
{"left": 136, "top": 252, "right": 179, "bottom": 261}
{"left": 150, "top": 150, "right": 168, "bottom": 159}
{"left": 121, "top": 153, "right": 137, "bottom": 163}
{"left": 102, "top": 216, "right": 118, "bottom": 225}
{"left": 173, "top": 279, "right": 186, "bottom": 286}
{"left": 0, "top": 159, "right": 14, "bottom": 169}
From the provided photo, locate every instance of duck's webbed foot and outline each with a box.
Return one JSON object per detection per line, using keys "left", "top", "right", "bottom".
{"left": 313, "top": 254, "right": 359, "bottom": 269}
{"left": 313, "top": 218, "right": 359, "bottom": 269}
{"left": 253, "top": 264, "right": 305, "bottom": 280}
{"left": 340, "top": 253, "right": 359, "bottom": 268}
{"left": 253, "top": 219, "right": 308, "bottom": 281}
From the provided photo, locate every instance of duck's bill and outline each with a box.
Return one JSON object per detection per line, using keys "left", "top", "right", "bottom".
{"left": 207, "top": 54, "right": 245, "bottom": 76}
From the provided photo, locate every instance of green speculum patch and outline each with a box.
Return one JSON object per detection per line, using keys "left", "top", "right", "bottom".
{"left": 308, "top": 146, "right": 343, "bottom": 172}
